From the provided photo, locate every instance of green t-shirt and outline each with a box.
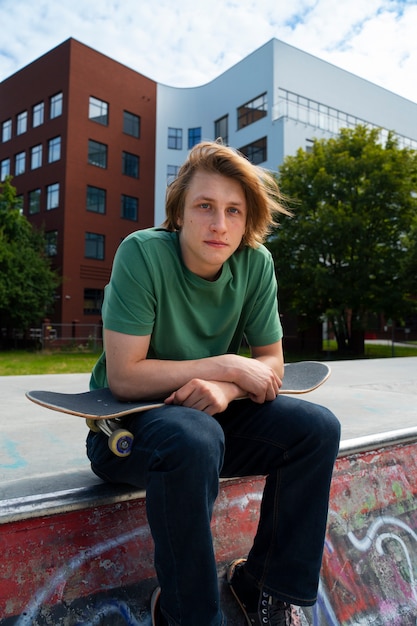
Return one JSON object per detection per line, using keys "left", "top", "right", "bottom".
{"left": 90, "top": 228, "right": 282, "bottom": 389}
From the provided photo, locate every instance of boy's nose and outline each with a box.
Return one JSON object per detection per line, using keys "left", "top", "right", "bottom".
{"left": 210, "top": 210, "right": 227, "bottom": 231}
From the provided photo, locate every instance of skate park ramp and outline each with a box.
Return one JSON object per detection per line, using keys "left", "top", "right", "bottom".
{"left": 1, "top": 357, "right": 417, "bottom": 624}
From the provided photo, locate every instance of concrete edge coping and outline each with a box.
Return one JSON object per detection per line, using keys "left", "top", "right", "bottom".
{"left": 2, "top": 427, "right": 417, "bottom": 525}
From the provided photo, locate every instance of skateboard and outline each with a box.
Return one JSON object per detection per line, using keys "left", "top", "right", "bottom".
{"left": 26, "top": 361, "right": 330, "bottom": 458}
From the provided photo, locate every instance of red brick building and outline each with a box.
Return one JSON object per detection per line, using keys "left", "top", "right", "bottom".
{"left": 0, "top": 38, "right": 156, "bottom": 333}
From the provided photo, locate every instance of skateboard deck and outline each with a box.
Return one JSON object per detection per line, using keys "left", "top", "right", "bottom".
{"left": 26, "top": 361, "right": 330, "bottom": 457}
{"left": 26, "top": 361, "right": 330, "bottom": 420}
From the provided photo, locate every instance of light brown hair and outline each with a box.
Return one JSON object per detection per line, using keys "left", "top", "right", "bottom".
{"left": 163, "top": 140, "right": 290, "bottom": 248}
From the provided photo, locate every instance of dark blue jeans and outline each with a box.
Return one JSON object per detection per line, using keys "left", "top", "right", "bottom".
{"left": 87, "top": 395, "right": 340, "bottom": 626}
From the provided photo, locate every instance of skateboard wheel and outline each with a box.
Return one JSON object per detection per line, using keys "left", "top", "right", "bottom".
{"left": 108, "top": 429, "right": 134, "bottom": 457}
{"left": 86, "top": 418, "right": 101, "bottom": 432}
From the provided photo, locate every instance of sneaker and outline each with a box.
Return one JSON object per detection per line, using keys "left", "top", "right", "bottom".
{"left": 227, "top": 558, "right": 300, "bottom": 626}
{"left": 151, "top": 587, "right": 168, "bottom": 626}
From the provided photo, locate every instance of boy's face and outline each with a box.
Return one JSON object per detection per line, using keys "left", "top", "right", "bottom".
{"left": 178, "top": 170, "right": 247, "bottom": 281}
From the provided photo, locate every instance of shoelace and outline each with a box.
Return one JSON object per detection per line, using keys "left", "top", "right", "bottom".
{"left": 262, "top": 592, "right": 294, "bottom": 626}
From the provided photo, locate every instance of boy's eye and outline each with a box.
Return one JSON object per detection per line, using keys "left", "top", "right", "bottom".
{"left": 200, "top": 203, "right": 210, "bottom": 209}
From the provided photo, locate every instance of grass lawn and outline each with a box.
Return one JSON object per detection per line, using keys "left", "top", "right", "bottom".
{"left": 0, "top": 342, "right": 416, "bottom": 376}
{"left": 0, "top": 350, "right": 101, "bottom": 376}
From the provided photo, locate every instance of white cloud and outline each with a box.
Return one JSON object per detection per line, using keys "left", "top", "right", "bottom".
{"left": 283, "top": 0, "right": 417, "bottom": 102}
{"left": 1, "top": 0, "right": 417, "bottom": 103}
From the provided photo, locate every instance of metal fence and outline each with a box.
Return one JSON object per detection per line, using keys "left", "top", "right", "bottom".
{"left": 29, "top": 322, "right": 102, "bottom": 351}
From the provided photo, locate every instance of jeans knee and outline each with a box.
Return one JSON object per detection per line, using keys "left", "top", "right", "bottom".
{"left": 154, "top": 409, "right": 225, "bottom": 473}
{"left": 310, "top": 405, "right": 341, "bottom": 456}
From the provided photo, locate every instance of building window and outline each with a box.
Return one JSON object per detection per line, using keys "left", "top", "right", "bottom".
{"left": 167, "top": 164, "right": 180, "bottom": 185}
{"left": 48, "top": 136, "right": 61, "bottom": 163}
{"left": 16, "top": 111, "right": 28, "bottom": 135}
{"left": 50, "top": 92, "right": 63, "bottom": 119}
{"left": 1, "top": 158, "right": 10, "bottom": 181}
{"left": 305, "top": 139, "right": 314, "bottom": 154}
{"left": 123, "top": 111, "right": 140, "bottom": 138}
{"left": 2, "top": 119, "right": 12, "bottom": 142}
{"left": 214, "top": 115, "right": 228, "bottom": 145}
{"left": 28, "top": 189, "right": 41, "bottom": 214}
{"left": 121, "top": 194, "right": 138, "bottom": 221}
{"left": 168, "top": 127, "right": 182, "bottom": 150}
{"left": 87, "top": 186, "right": 106, "bottom": 214}
{"left": 46, "top": 183, "right": 59, "bottom": 210}
{"left": 84, "top": 288, "right": 104, "bottom": 315}
{"left": 15, "top": 152, "right": 26, "bottom": 176}
{"left": 88, "top": 140, "right": 107, "bottom": 168}
{"left": 85, "top": 232, "right": 105, "bottom": 260}
{"left": 16, "top": 194, "right": 24, "bottom": 213}
{"left": 89, "top": 97, "right": 109, "bottom": 126}
{"left": 238, "top": 137, "right": 267, "bottom": 165}
{"left": 31, "top": 144, "right": 43, "bottom": 170}
{"left": 188, "top": 127, "right": 202, "bottom": 149}
{"left": 32, "top": 102, "right": 44, "bottom": 128}
{"left": 122, "top": 151, "right": 139, "bottom": 178}
{"left": 45, "top": 231, "right": 58, "bottom": 256}
{"left": 237, "top": 93, "right": 267, "bottom": 130}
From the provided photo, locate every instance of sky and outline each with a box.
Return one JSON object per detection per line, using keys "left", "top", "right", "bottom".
{"left": 1, "top": 0, "right": 417, "bottom": 103}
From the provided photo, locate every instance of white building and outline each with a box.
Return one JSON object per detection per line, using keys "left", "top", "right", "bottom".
{"left": 155, "top": 38, "right": 417, "bottom": 226}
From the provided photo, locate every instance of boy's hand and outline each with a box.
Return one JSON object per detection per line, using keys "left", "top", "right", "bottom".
{"left": 165, "top": 379, "right": 242, "bottom": 416}
{"left": 221, "top": 354, "right": 282, "bottom": 403}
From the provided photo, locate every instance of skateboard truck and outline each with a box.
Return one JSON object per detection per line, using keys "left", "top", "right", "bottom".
{"left": 86, "top": 418, "right": 134, "bottom": 457}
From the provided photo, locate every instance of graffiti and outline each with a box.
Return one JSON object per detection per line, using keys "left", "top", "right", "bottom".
{"left": 311, "top": 580, "right": 339, "bottom": 626}
{"left": 14, "top": 525, "right": 151, "bottom": 626}
{"left": 317, "top": 444, "right": 417, "bottom": 626}
{"left": 74, "top": 600, "right": 146, "bottom": 626}
{"left": 0, "top": 439, "right": 27, "bottom": 470}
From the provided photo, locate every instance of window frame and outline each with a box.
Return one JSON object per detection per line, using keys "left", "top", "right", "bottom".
{"left": 1, "top": 158, "right": 10, "bottom": 181}
{"left": 16, "top": 111, "right": 28, "bottom": 135}
{"left": 168, "top": 127, "right": 183, "bottom": 150}
{"left": 45, "top": 230, "right": 58, "bottom": 256}
{"left": 214, "top": 115, "right": 228, "bottom": 145}
{"left": 88, "top": 139, "right": 108, "bottom": 169}
{"left": 238, "top": 137, "right": 267, "bottom": 165}
{"left": 122, "top": 151, "right": 139, "bottom": 178}
{"left": 84, "top": 288, "right": 104, "bottom": 315}
{"left": 86, "top": 185, "right": 106, "bottom": 214}
{"left": 46, "top": 182, "right": 60, "bottom": 210}
{"left": 28, "top": 188, "right": 41, "bottom": 215}
{"left": 15, "top": 151, "right": 26, "bottom": 176}
{"left": 30, "top": 144, "right": 43, "bottom": 170}
{"left": 50, "top": 92, "right": 63, "bottom": 119}
{"left": 48, "top": 136, "right": 61, "bottom": 163}
{"left": 2, "top": 119, "right": 12, "bottom": 142}
{"left": 237, "top": 93, "right": 268, "bottom": 130}
{"left": 188, "top": 127, "right": 202, "bottom": 149}
{"left": 167, "top": 164, "right": 180, "bottom": 185}
{"left": 88, "top": 96, "right": 109, "bottom": 126}
{"left": 32, "top": 102, "right": 45, "bottom": 128}
{"left": 121, "top": 194, "right": 138, "bottom": 221}
{"left": 85, "top": 232, "right": 105, "bottom": 260}
{"left": 123, "top": 110, "right": 140, "bottom": 138}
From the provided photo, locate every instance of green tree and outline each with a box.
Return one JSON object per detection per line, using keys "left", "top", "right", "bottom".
{"left": 401, "top": 212, "right": 417, "bottom": 316}
{"left": 268, "top": 125, "right": 417, "bottom": 355}
{"left": 0, "top": 177, "right": 59, "bottom": 346}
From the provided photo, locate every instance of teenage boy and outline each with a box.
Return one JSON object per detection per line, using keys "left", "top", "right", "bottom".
{"left": 87, "top": 141, "right": 340, "bottom": 626}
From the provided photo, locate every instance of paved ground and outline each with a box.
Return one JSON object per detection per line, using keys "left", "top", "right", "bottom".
{"left": 1, "top": 357, "right": 416, "bottom": 499}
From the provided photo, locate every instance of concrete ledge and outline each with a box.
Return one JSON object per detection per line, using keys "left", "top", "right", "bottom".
{"left": 3, "top": 428, "right": 417, "bottom": 625}
{"left": 0, "top": 474, "right": 266, "bottom": 625}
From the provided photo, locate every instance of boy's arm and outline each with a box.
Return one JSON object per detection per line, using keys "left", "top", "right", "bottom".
{"left": 104, "top": 329, "right": 282, "bottom": 406}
